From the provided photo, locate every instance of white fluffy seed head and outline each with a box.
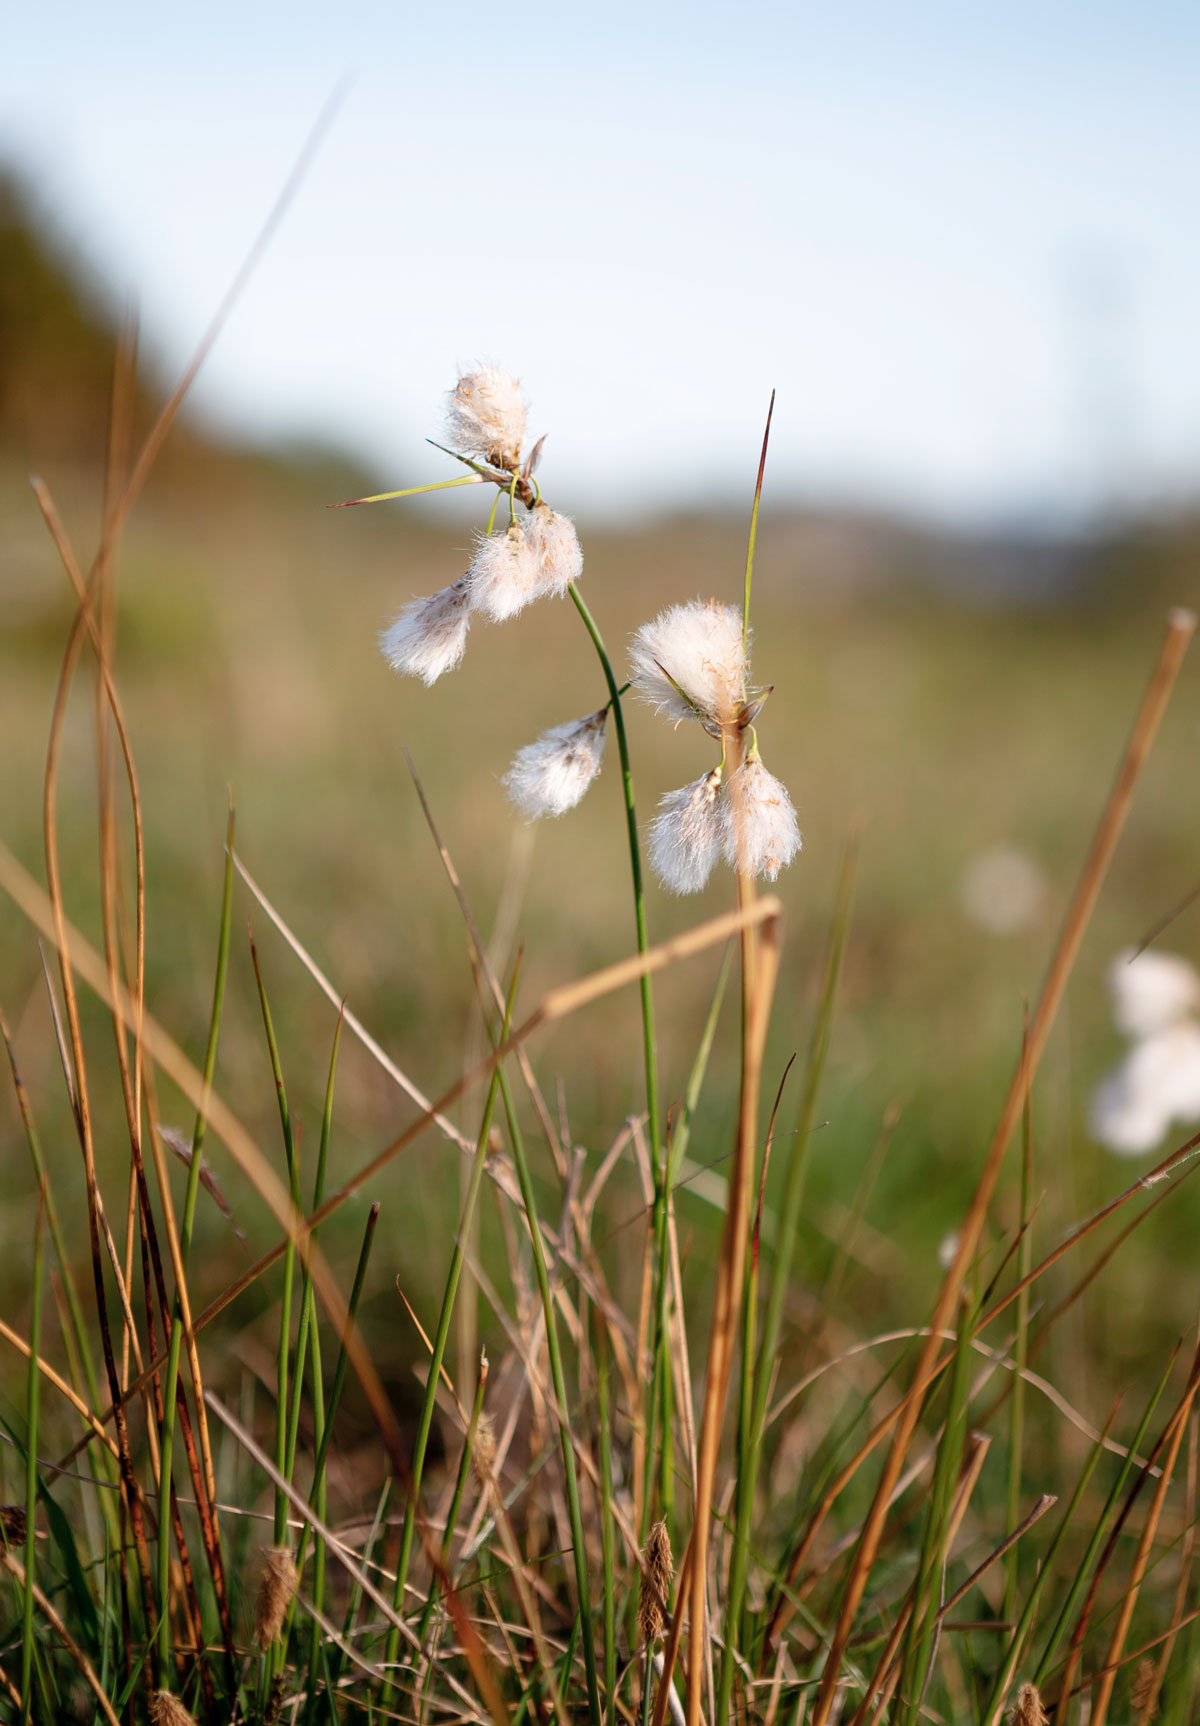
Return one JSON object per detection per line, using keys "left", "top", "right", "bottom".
{"left": 504, "top": 708, "right": 607, "bottom": 818}
{"left": 1108, "top": 947, "right": 1200, "bottom": 1039}
{"left": 648, "top": 770, "right": 725, "bottom": 894}
{"left": 525, "top": 502, "right": 583, "bottom": 594}
{"left": 1090, "top": 1021, "right": 1200, "bottom": 1155}
{"left": 445, "top": 367, "right": 527, "bottom": 470}
{"left": 379, "top": 575, "right": 472, "bottom": 684}
{"left": 629, "top": 600, "right": 747, "bottom": 728}
{"left": 469, "top": 506, "right": 580, "bottom": 623}
{"left": 721, "top": 758, "right": 801, "bottom": 881}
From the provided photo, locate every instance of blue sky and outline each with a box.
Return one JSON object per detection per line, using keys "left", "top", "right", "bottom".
{"left": 4, "top": 2, "right": 1199, "bottom": 521}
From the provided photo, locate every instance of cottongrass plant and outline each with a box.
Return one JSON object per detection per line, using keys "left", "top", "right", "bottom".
{"left": 6, "top": 254, "right": 1200, "bottom": 1726}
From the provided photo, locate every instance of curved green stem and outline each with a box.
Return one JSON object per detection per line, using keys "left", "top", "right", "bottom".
{"left": 566, "top": 583, "right": 670, "bottom": 1520}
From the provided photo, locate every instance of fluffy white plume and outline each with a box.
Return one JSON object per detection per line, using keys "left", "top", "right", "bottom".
{"left": 1108, "top": 947, "right": 1200, "bottom": 1039}
{"left": 721, "top": 758, "right": 801, "bottom": 881}
{"left": 524, "top": 503, "right": 583, "bottom": 593}
{"left": 629, "top": 600, "right": 747, "bottom": 728}
{"left": 504, "top": 709, "right": 607, "bottom": 818}
{"left": 1090, "top": 1022, "right": 1200, "bottom": 1156}
{"left": 445, "top": 367, "right": 527, "bottom": 469}
{"left": 648, "top": 771, "right": 725, "bottom": 894}
{"left": 379, "top": 576, "right": 472, "bottom": 684}
{"left": 469, "top": 506, "right": 580, "bottom": 622}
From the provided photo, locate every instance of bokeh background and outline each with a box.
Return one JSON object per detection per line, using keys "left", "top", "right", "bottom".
{"left": 3, "top": 1, "right": 1200, "bottom": 1449}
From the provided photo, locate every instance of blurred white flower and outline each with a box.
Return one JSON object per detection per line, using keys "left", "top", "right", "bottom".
{"left": 648, "top": 770, "right": 725, "bottom": 894}
{"left": 937, "top": 1229, "right": 960, "bottom": 1270}
{"left": 445, "top": 367, "right": 527, "bottom": 470}
{"left": 960, "top": 845, "right": 1048, "bottom": 935}
{"left": 1090, "top": 1022, "right": 1200, "bottom": 1156}
{"left": 1107, "top": 947, "right": 1200, "bottom": 1040}
{"left": 469, "top": 505, "right": 581, "bottom": 622}
{"left": 380, "top": 575, "right": 472, "bottom": 684}
{"left": 504, "top": 708, "right": 607, "bottom": 818}
{"left": 721, "top": 758, "right": 802, "bottom": 882}
{"left": 629, "top": 600, "right": 746, "bottom": 729}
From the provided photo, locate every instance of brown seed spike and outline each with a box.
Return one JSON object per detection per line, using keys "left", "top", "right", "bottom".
{"left": 149, "top": 1694, "right": 198, "bottom": 1726}
{"left": 637, "top": 1518, "right": 674, "bottom": 1647}
{"left": 1010, "top": 1683, "right": 1048, "bottom": 1726}
{"left": 1131, "top": 1658, "right": 1160, "bottom": 1724}
{"left": 254, "top": 1545, "right": 299, "bottom": 1647}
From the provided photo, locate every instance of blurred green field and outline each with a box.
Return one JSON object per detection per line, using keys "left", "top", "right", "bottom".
{"left": 3, "top": 437, "right": 1199, "bottom": 1449}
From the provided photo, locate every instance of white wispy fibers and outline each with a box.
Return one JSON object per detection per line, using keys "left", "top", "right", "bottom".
{"left": 380, "top": 576, "right": 472, "bottom": 684}
{"left": 470, "top": 506, "right": 581, "bottom": 622}
{"left": 648, "top": 770, "right": 725, "bottom": 894}
{"left": 721, "top": 758, "right": 801, "bottom": 881}
{"left": 504, "top": 708, "right": 607, "bottom": 818}
{"left": 1108, "top": 947, "right": 1200, "bottom": 1039}
{"left": 1090, "top": 1021, "right": 1200, "bottom": 1155}
{"left": 524, "top": 502, "right": 583, "bottom": 594}
{"left": 630, "top": 600, "right": 747, "bottom": 728}
{"left": 445, "top": 367, "right": 527, "bottom": 469}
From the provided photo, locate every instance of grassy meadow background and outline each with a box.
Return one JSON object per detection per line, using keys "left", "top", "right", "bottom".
{"left": 2, "top": 167, "right": 1200, "bottom": 1717}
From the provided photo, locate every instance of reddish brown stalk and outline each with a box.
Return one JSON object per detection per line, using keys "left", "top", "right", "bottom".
{"left": 806, "top": 607, "right": 1195, "bottom": 1726}
{"left": 679, "top": 881, "right": 782, "bottom": 1726}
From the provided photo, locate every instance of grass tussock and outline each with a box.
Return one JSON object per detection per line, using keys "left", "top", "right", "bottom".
{"left": 4, "top": 171, "right": 1200, "bottom": 1726}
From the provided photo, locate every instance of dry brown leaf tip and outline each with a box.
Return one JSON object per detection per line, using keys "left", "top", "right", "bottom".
{"left": 254, "top": 1545, "right": 299, "bottom": 1647}
{"left": 149, "top": 1693, "right": 198, "bottom": 1726}
{"left": 1010, "top": 1683, "right": 1048, "bottom": 1726}
{"left": 637, "top": 1518, "right": 674, "bottom": 1647}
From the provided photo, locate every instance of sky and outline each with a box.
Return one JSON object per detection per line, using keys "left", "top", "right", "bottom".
{"left": 4, "top": 1, "right": 1200, "bottom": 523}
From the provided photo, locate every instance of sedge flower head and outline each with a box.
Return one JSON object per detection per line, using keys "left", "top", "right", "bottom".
{"left": 379, "top": 575, "right": 472, "bottom": 684}
{"left": 721, "top": 757, "right": 801, "bottom": 881}
{"left": 648, "top": 770, "right": 725, "bottom": 894}
{"left": 504, "top": 708, "right": 607, "bottom": 818}
{"left": 445, "top": 367, "right": 527, "bottom": 470}
{"left": 630, "top": 600, "right": 747, "bottom": 729}
{"left": 1090, "top": 1020, "right": 1200, "bottom": 1156}
{"left": 470, "top": 504, "right": 580, "bottom": 623}
{"left": 1108, "top": 947, "right": 1200, "bottom": 1039}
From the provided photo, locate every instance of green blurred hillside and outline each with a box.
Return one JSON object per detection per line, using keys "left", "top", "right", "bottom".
{"left": 2, "top": 168, "right": 1200, "bottom": 1413}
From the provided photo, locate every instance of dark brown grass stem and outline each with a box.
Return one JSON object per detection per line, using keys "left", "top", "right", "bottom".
{"left": 799, "top": 606, "right": 1194, "bottom": 1724}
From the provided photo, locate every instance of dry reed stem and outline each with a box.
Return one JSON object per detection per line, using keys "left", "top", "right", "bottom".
{"left": 1089, "top": 1346, "right": 1200, "bottom": 1726}
{"left": 656, "top": 898, "right": 781, "bottom": 1726}
{"left": 2, "top": 1550, "right": 122, "bottom": 1726}
{"left": 804, "top": 606, "right": 1196, "bottom": 1724}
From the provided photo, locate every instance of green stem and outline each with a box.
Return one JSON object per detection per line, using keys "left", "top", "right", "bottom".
{"left": 495, "top": 1057, "right": 602, "bottom": 1726}
{"left": 566, "top": 582, "right": 669, "bottom": 1518}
